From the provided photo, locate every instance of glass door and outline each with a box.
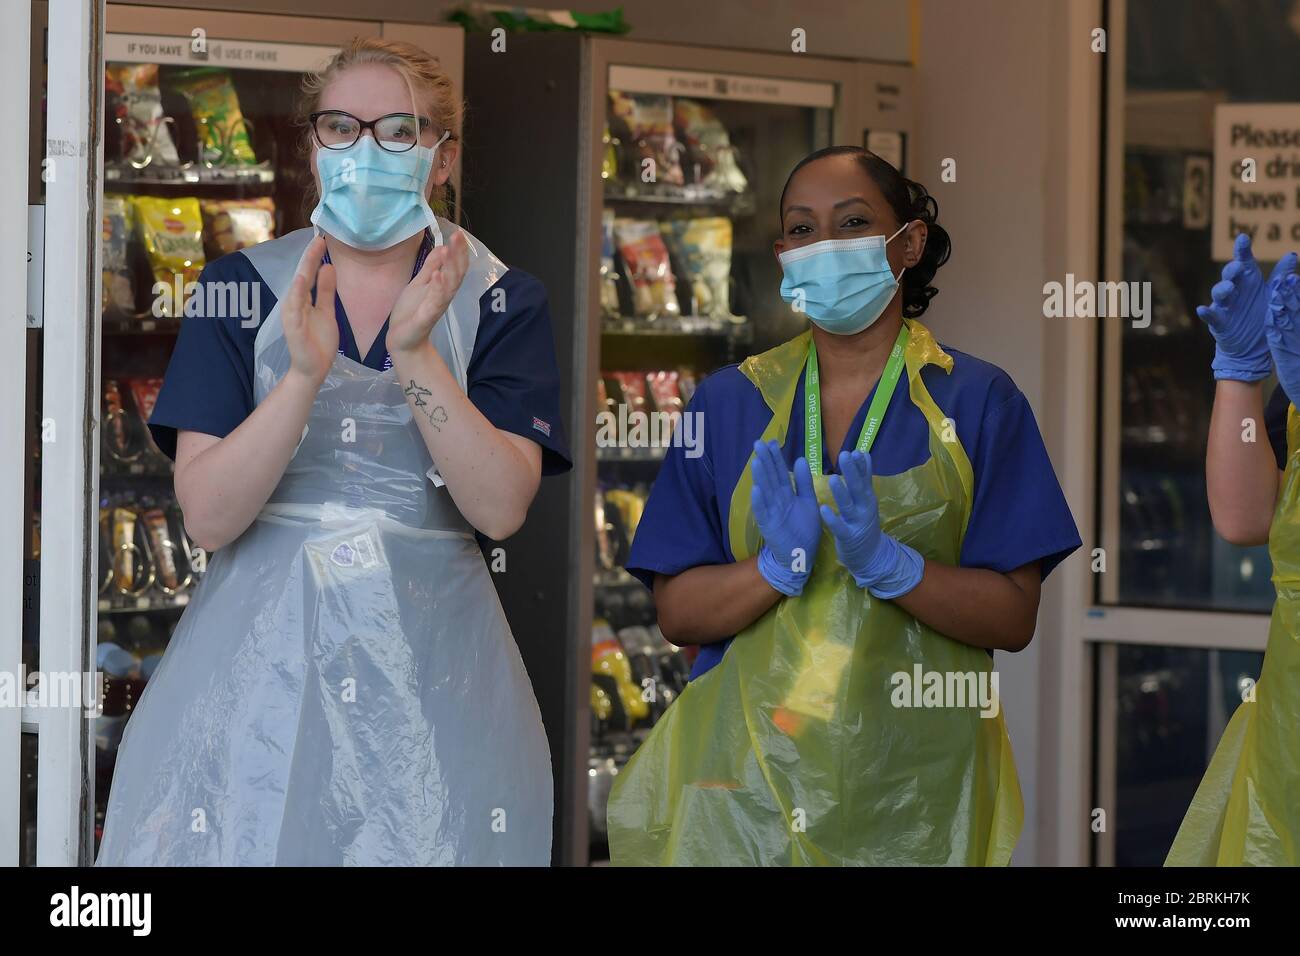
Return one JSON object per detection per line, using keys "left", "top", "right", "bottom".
{"left": 1101, "top": 0, "right": 1300, "bottom": 612}
{"left": 1093, "top": 641, "right": 1265, "bottom": 866}
{"left": 1094, "top": 0, "right": 1286, "bottom": 865}
{"left": 586, "top": 57, "right": 837, "bottom": 862}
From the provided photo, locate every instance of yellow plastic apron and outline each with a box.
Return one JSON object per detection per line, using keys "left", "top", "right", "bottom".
{"left": 606, "top": 319, "right": 1024, "bottom": 865}
{"left": 1166, "top": 403, "right": 1300, "bottom": 866}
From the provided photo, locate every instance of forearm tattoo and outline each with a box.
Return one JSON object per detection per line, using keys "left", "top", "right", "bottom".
{"left": 403, "top": 379, "right": 449, "bottom": 431}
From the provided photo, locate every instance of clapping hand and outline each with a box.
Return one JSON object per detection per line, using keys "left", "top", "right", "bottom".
{"left": 386, "top": 229, "right": 471, "bottom": 355}
{"left": 1197, "top": 233, "right": 1297, "bottom": 383}
{"left": 282, "top": 235, "right": 341, "bottom": 388}
{"left": 819, "top": 450, "right": 924, "bottom": 598}
{"left": 750, "top": 440, "right": 822, "bottom": 596}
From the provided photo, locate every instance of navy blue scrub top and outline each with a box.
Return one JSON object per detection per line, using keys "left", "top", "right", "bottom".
{"left": 147, "top": 230, "right": 573, "bottom": 477}
{"left": 625, "top": 335, "right": 1083, "bottom": 681}
{"left": 1266, "top": 383, "right": 1290, "bottom": 469}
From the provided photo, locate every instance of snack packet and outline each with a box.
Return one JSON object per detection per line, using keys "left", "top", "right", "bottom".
{"left": 608, "top": 91, "right": 684, "bottom": 186}
{"left": 673, "top": 97, "right": 748, "bottom": 192}
{"left": 102, "top": 195, "right": 135, "bottom": 314}
{"left": 614, "top": 218, "right": 678, "bottom": 317}
{"left": 170, "top": 67, "right": 257, "bottom": 166}
{"left": 605, "top": 488, "right": 646, "bottom": 542}
{"left": 200, "top": 197, "right": 276, "bottom": 258}
{"left": 126, "top": 379, "right": 165, "bottom": 456}
{"left": 142, "top": 508, "right": 182, "bottom": 593}
{"left": 103, "top": 380, "right": 134, "bottom": 460}
{"left": 611, "top": 371, "right": 653, "bottom": 414}
{"left": 131, "top": 196, "right": 205, "bottom": 304}
{"left": 106, "top": 63, "right": 180, "bottom": 166}
{"left": 600, "top": 209, "right": 621, "bottom": 316}
{"left": 646, "top": 370, "right": 683, "bottom": 417}
{"left": 661, "top": 217, "right": 732, "bottom": 318}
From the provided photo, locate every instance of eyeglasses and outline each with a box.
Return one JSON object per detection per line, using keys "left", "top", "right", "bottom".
{"left": 309, "top": 110, "right": 440, "bottom": 152}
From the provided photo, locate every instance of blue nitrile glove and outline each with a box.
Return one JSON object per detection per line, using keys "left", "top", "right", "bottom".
{"left": 750, "top": 439, "right": 822, "bottom": 597}
{"left": 1197, "top": 233, "right": 1297, "bottom": 382}
{"left": 1267, "top": 271, "right": 1300, "bottom": 406}
{"left": 819, "top": 450, "right": 924, "bottom": 599}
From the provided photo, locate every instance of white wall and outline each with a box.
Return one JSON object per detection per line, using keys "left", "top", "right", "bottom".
{"left": 914, "top": 0, "right": 1092, "bottom": 866}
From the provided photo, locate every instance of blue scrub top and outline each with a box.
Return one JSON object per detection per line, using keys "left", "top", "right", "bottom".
{"left": 625, "top": 335, "right": 1083, "bottom": 680}
{"left": 1266, "top": 383, "right": 1290, "bottom": 469}
{"left": 147, "top": 230, "right": 573, "bottom": 477}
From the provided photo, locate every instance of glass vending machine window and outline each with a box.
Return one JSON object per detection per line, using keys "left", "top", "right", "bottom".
{"left": 588, "top": 64, "right": 833, "bottom": 860}
{"left": 92, "top": 34, "right": 343, "bottom": 855}
{"left": 1106, "top": 1, "right": 1300, "bottom": 612}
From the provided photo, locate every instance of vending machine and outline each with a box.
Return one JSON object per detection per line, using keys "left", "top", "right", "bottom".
{"left": 461, "top": 32, "right": 913, "bottom": 864}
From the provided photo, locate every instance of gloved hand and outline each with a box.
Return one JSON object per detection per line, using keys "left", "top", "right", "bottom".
{"left": 1267, "top": 271, "right": 1300, "bottom": 406}
{"left": 750, "top": 439, "right": 822, "bottom": 596}
{"left": 1196, "top": 233, "right": 1297, "bottom": 382}
{"left": 819, "top": 450, "right": 924, "bottom": 599}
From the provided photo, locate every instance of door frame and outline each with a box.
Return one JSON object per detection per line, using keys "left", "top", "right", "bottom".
{"left": 0, "top": 0, "right": 35, "bottom": 870}
{"left": 34, "top": 0, "right": 104, "bottom": 866}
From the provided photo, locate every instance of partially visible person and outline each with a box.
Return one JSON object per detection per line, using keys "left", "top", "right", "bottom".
{"left": 1168, "top": 233, "right": 1300, "bottom": 866}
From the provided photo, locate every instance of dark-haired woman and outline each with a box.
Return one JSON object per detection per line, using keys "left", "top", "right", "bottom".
{"left": 606, "top": 147, "right": 1081, "bottom": 865}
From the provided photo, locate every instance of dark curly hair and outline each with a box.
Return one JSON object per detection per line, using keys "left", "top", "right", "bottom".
{"left": 779, "top": 146, "right": 951, "bottom": 318}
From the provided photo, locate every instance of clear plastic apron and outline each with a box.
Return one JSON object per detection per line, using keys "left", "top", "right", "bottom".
{"left": 96, "top": 220, "right": 553, "bottom": 866}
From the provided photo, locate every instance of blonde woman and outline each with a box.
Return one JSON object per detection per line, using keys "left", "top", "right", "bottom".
{"left": 96, "top": 38, "right": 570, "bottom": 866}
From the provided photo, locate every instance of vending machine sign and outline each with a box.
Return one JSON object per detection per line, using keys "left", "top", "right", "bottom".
{"left": 608, "top": 65, "right": 834, "bottom": 108}
{"left": 104, "top": 34, "right": 337, "bottom": 74}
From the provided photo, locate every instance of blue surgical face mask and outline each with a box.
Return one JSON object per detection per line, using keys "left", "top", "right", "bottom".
{"left": 311, "top": 129, "right": 450, "bottom": 251}
{"left": 778, "top": 221, "right": 912, "bottom": 335}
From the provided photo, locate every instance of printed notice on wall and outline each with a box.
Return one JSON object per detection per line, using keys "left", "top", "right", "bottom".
{"left": 1213, "top": 103, "right": 1300, "bottom": 261}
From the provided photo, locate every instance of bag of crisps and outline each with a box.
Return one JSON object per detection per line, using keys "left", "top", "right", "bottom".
{"left": 106, "top": 63, "right": 180, "bottom": 167}
{"left": 131, "top": 196, "right": 205, "bottom": 313}
{"left": 200, "top": 197, "right": 276, "bottom": 259}
{"left": 169, "top": 67, "right": 257, "bottom": 166}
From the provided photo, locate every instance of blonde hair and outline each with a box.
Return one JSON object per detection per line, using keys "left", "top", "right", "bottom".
{"left": 297, "top": 37, "right": 463, "bottom": 214}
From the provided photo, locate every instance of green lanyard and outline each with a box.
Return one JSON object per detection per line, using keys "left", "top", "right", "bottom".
{"left": 804, "top": 326, "right": 910, "bottom": 477}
